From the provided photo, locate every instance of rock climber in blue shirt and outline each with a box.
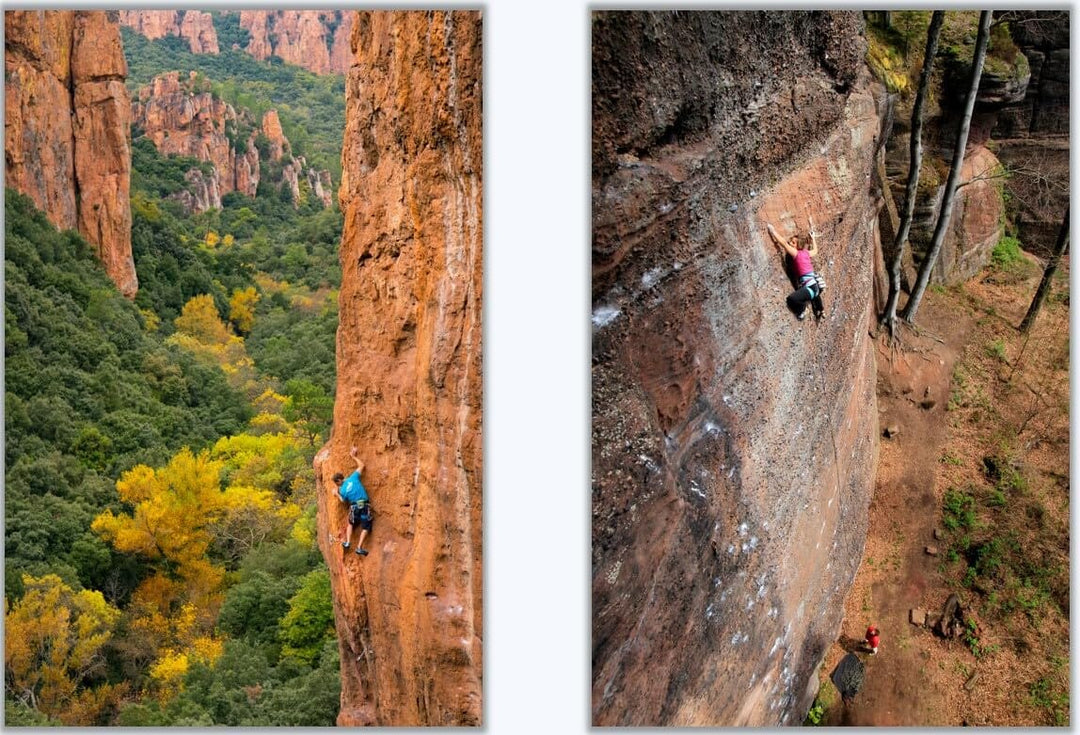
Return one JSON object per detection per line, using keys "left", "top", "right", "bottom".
{"left": 333, "top": 446, "right": 373, "bottom": 556}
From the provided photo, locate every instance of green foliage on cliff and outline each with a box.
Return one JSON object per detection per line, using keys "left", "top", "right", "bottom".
{"left": 131, "top": 138, "right": 215, "bottom": 199}
{"left": 209, "top": 11, "right": 252, "bottom": 51}
{"left": 865, "top": 11, "right": 1030, "bottom": 98}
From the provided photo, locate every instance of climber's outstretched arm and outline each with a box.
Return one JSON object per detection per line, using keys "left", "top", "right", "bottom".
{"left": 349, "top": 445, "right": 364, "bottom": 475}
{"left": 807, "top": 215, "right": 819, "bottom": 257}
{"left": 767, "top": 222, "right": 798, "bottom": 258}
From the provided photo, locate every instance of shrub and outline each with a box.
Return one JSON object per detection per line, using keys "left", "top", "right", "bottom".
{"left": 991, "top": 236, "right": 1023, "bottom": 269}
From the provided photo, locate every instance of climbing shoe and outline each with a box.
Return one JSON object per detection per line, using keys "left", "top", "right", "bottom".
{"left": 356, "top": 547, "right": 369, "bottom": 556}
{"left": 796, "top": 311, "right": 806, "bottom": 321}
{"left": 342, "top": 541, "right": 350, "bottom": 550}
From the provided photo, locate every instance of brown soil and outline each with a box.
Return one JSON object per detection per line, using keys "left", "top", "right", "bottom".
{"left": 817, "top": 255, "right": 1070, "bottom": 727}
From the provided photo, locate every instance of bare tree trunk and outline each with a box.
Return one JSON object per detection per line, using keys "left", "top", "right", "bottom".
{"left": 882, "top": 10, "right": 945, "bottom": 336}
{"left": 1019, "top": 205, "right": 1069, "bottom": 332}
{"left": 901, "top": 10, "right": 992, "bottom": 324}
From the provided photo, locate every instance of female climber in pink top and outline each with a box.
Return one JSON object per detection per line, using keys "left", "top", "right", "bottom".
{"left": 766, "top": 216, "right": 826, "bottom": 321}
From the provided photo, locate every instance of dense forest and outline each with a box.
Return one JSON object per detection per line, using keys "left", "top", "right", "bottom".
{"left": 6, "top": 16, "right": 346, "bottom": 725}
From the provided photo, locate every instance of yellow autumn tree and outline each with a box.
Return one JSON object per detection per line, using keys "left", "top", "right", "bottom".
{"left": 93, "top": 448, "right": 227, "bottom": 570}
{"left": 228, "top": 286, "right": 259, "bottom": 335}
{"left": 173, "top": 294, "right": 232, "bottom": 345}
{"left": 207, "top": 432, "right": 306, "bottom": 562}
{"left": 92, "top": 449, "right": 230, "bottom": 698}
{"left": 5, "top": 575, "right": 126, "bottom": 724}
{"left": 169, "top": 294, "right": 260, "bottom": 399}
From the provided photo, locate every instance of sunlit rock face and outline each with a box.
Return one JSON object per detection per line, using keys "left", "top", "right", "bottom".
{"left": 592, "top": 11, "right": 881, "bottom": 726}
{"left": 5, "top": 10, "right": 137, "bottom": 297}
{"left": 239, "top": 10, "right": 353, "bottom": 75}
{"left": 314, "top": 10, "right": 482, "bottom": 727}
{"left": 119, "top": 10, "right": 219, "bottom": 54}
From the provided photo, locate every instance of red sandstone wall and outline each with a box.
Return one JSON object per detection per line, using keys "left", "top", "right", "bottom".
{"left": 314, "top": 10, "right": 482, "bottom": 726}
{"left": 5, "top": 10, "right": 136, "bottom": 297}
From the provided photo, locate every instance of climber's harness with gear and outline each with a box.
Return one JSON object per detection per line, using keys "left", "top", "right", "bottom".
{"left": 799, "top": 272, "right": 826, "bottom": 299}
{"left": 349, "top": 500, "right": 374, "bottom": 526}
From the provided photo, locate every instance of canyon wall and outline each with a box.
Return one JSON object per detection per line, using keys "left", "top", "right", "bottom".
{"left": 121, "top": 10, "right": 353, "bottom": 76}
{"left": 240, "top": 10, "right": 353, "bottom": 76}
{"left": 992, "top": 11, "right": 1070, "bottom": 257}
{"left": 118, "top": 10, "right": 219, "bottom": 54}
{"left": 883, "top": 51, "right": 1015, "bottom": 285}
{"left": 132, "top": 71, "right": 257, "bottom": 210}
{"left": 592, "top": 11, "right": 881, "bottom": 726}
{"left": 5, "top": 10, "right": 137, "bottom": 297}
{"left": 132, "top": 73, "right": 333, "bottom": 212}
{"left": 313, "top": 10, "right": 482, "bottom": 726}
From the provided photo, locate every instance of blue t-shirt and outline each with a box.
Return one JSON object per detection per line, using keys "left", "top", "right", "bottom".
{"left": 339, "top": 470, "right": 368, "bottom": 504}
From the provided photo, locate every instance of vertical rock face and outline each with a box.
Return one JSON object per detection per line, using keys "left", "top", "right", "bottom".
{"left": 260, "top": 108, "right": 289, "bottom": 161}
{"left": 993, "top": 11, "right": 1069, "bottom": 137}
{"left": 5, "top": 10, "right": 137, "bottom": 297}
{"left": 907, "top": 147, "right": 1004, "bottom": 285}
{"left": 118, "top": 10, "right": 219, "bottom": 54}
{"left": 592, "top": 12, "right": 879, "bottom": 726}
{"left": 239, "top": 10, "right": 353, "bottom": 75}
{"left": 314, "top": 10, "right": 482, "bottom": 727}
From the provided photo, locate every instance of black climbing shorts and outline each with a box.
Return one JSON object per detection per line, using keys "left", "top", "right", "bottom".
{"left": 349, "top": 502, "right": 374, "bottom": 531}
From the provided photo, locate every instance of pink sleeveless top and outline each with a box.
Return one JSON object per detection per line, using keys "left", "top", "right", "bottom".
{"left": 793, "top": 249, "right": 813, "bottom": 278}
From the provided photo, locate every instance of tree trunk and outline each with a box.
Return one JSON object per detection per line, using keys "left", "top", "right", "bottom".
{"left": 882, "top": 10, "right": 944, "bottom": 335}
{"left": 1019, "top": 205, "right": 1069, "bottom": 332}
{"left": 901, "top": 10, "right": 992, "bottom": 324}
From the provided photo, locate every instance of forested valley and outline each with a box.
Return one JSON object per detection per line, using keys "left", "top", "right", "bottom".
{"left": 6, "top": 14, "right": 347, "bottom": 725}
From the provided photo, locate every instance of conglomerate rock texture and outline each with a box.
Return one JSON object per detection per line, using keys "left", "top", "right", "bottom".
{"left": 5, "top": 9, "right": 137, "bottom": 297}
{"left": 592, "top": 11, "right": 881, "bottom": 726}
{"left": 313, "top": 10, "right": 482, "bottom": 727}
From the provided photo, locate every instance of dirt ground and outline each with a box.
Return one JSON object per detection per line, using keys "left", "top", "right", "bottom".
{"left": 817, "top": 256, "right": 1070, "bottom": 727}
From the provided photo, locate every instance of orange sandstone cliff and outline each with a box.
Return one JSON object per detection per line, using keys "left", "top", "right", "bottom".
{"left": 118, "top": 10, "right": 219, "bottom": 54}
{"left": 132, "top": 74, "right": 333, "bottom": 212}
{"left": 239, "top": 10, "right": 353, "bottom": 75}
{"left": 132, "top": 71, "right": 259, "bottom": 210}
{"left": 313, "top": 10, "right": 482, "bottom": 726}
{"left": 5, "top": 10, "right": 137, "bottom": 297}
{"left": 120, "top": 10, "right": 352, "bottom": 76}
